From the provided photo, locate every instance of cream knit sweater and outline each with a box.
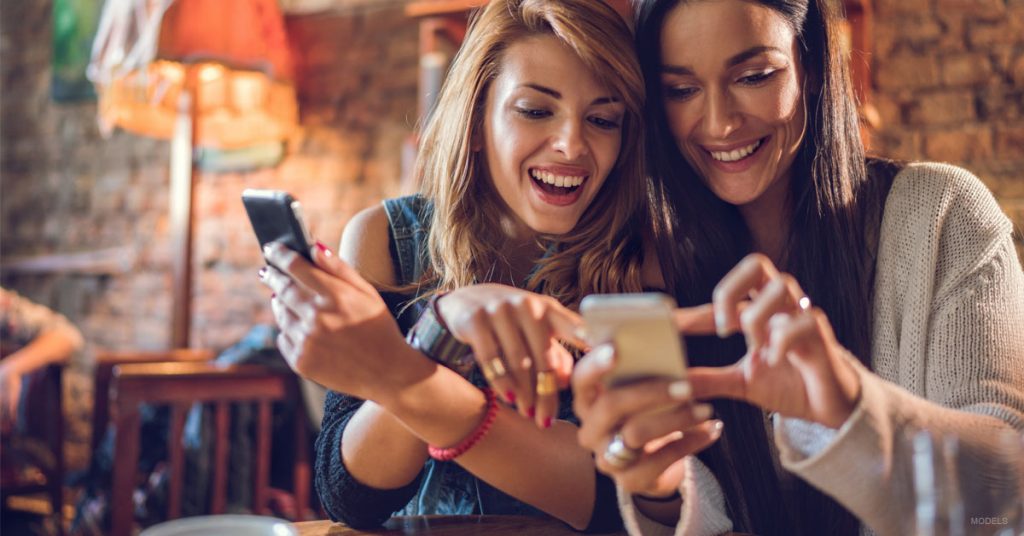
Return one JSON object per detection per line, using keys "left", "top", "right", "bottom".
{"left": 618, "top": 162, "right": 1024, "bottom": 536}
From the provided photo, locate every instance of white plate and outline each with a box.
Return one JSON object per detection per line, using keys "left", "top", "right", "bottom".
{"left": 139, "top": 515, "right": 298, "bottom": 536}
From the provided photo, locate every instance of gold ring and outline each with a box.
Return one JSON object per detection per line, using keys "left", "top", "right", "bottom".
{"left": 535, "top": 370, "right": 557, "bottom": 396}
{"left": 482, "top": 357, "right": 507, "bottom": 382}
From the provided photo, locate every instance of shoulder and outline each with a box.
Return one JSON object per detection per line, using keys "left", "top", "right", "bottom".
{"left": 339, "top": 203, "right": 396, "bottom": 287}
{"left": 880, "top": 161, "right": 1016, "bottom": 293}
{"left": 888, "top": 163, "right": 1008, "bottom": 225}
{"left": 884, "top": 162, "right": 1011, "bottom": 242}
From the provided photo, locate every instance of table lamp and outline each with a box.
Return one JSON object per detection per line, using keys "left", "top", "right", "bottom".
{"left": 90, "top": 0, "right": 298, "bottom": 348}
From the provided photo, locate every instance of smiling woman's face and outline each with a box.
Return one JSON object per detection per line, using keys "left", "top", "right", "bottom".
{"left": 660, "top": 0, "right": 806, "bottom": 208}
{"left": 482, "top": 34, "right": 625, "bottom": 236}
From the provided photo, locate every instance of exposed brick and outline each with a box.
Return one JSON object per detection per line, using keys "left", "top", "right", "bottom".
{"left": 936, "top": 0, "right": 1007, "bottom": 19}
{"left": 1013, "top": 54, "right": 1024, "bottom": 86}
{"left": 872, "top": 96, "right": 904, "bottom": 129}
{"left": 875, "top": 0, "right": 931, "bottom": 16}
{"left": 940, "top": 53, "right": 994, "bottom": 85}
{"left": 874, "top": 54, "right": 941, "bottom": 90}
{"left": 923, "top": 125, "right": 994, "bottom": 162}
{"left": 995, "top": 124, "right": 1024, "bottom": 160}
{"left": 874, "top": 129, "right": 924, "bottom": 161}
{"left": 907, "top": 90, "right": 976, "bottom": 125}
{"left": 967, "top": 21, "right": 1018, "bottom": 48}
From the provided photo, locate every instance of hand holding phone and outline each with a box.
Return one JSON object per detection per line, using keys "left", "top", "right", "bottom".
{"left": 580, "top": 293, "right": 687, "bottom": 386}
{"left": 242, "top": 189, "right": 315, "bottom": 264}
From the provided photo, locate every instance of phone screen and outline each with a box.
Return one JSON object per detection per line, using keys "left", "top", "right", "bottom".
{"left": 581, "top": 293, "right": 687, "bottom": 386}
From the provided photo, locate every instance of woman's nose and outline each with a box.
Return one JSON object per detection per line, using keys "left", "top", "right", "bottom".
{"left": 702, "top": 90, "right": 741, "bottom": 140}
{"left": 551, "top": 120, "right": 588, "bottom": 160}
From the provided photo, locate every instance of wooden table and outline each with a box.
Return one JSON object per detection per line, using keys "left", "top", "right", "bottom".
{"left": 294, "top": 516, "right": 607, "bottom": 535}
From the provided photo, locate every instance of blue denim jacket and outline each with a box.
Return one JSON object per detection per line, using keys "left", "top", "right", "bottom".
{"left": 314, "top": 195, "right": 619, "bottom": 531}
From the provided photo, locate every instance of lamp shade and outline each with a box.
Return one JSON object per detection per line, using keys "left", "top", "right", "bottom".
{"left": 93, "top": 0, "right": 298, "bottom": 149}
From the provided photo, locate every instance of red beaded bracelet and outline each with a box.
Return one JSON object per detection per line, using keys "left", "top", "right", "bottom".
{"left": 428, "top": 388, "right": 499, "bottom": 461}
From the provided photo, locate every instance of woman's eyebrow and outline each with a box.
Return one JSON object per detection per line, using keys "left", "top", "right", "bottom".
{"left": 520, "top": 83, "right": 619, "bottom": 105}
{"left": 661, "top": 45, "right": 786, "bottom": 75}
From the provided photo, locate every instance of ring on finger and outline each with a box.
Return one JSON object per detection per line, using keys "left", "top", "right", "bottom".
{"left": 535, "top": 370, "right": 557, "bottom": 396}
{"left": 603, "top": 432, "right": 640, "bottom": 469}
{"left": 481, "top": 357, "right": 508, "bottom": 382}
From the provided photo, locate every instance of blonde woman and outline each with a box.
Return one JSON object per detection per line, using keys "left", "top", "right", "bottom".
{"left": 260, "top": 0, "right": 653, "bottom": 530}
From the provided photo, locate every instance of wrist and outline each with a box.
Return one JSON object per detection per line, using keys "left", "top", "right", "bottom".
{"left": 365, "top": 341, "right": 439, "bottom": 405}
{"left": 827, "top": 351, "right": 863, "bottom": 428}
{"left": 378, "top": 365, "right": 492, "bottom": 449}
{"left": 407, "top": 293, "right": 474, "bottom": 377}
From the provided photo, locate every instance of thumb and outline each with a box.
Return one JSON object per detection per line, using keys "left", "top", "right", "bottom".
{"left": 687, "top": 365, "right": 746, "bottom": 402}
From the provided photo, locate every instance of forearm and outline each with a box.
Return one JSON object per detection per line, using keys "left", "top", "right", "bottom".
{"left": 341, "top": 401, "right": 429, "bottom": 489}
{"left": 375, "top": 347, "right": 598, "bottom": 529}
{"left": 2, "top": 328, "right": 81, "bottom": 374}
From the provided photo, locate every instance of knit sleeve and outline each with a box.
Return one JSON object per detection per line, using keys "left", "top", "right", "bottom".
{"left": 314, "top": 389, "right": 423, "bottom": 528}
{"left": 615, "top": 456, "right": 733, "bottom": 536}
{"left": 774, "top": 163, "right": 1024, "bottom": 534}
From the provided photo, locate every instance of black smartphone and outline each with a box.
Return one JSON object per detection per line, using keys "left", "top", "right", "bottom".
{"left": 242, "top": 189, "right": 314, "bottom": 263}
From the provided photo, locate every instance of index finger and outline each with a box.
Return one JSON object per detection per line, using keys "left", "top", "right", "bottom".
{"left": 263, "top": 242, "right": 336, "bottom": 302}
{"left": 712, "top": 253, "right": 779, "bottom": 337}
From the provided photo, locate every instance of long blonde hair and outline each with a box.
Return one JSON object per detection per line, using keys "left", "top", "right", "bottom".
{"left": 415, "top": 0, "right": 648, "bottom": 308}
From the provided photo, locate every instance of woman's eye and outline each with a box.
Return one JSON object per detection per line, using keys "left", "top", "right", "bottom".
{"left": 738, "top": 70, "right": 777, "bottom": 86}
{"left": 514, "top": 107, "right": 551, "bottom": 119}
{"left": 589, "top": 116, "right": 621, "bottom": 130}
{"left": 664, "top": 85, "right": 698, "bottom": 101}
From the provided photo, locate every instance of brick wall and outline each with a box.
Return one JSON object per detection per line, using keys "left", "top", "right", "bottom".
{"left": 1, "top": 1, "right": 418, "bottom": 352}
{"left": 1, "top": 0, "right": 417, "bottom": 469}
{"left": 870, "top": 0, "right": 1024, "bottom": 259}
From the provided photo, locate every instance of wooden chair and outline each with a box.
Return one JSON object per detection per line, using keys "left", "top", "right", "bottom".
{"left": 0, "top": 362, "right": 65, "bottom": 535}
{"left": 93, "top": 352, "right": 312, "bottom": 536}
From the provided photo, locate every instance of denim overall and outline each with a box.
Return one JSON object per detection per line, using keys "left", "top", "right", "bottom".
{"left": 382, "top": 195, "right": 578, "bottom": 517}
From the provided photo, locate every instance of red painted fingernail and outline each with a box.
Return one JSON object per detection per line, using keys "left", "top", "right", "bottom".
{"left": 506, "top": 391, "right": 516, "bottom": 403}
{"left": 543, "top": 417, "right": 552, "bottom": 429}
{"left": 258, "top": 266, "right": 267, "bottom": 279}
{"left": 271, "top": 292, "right": 276, "bottom": 298}
{"left": 527, "top": 406, "right": 536, "bottom": 418}
{"left": 315, "top": 240, "right": 333, "bottom": 257}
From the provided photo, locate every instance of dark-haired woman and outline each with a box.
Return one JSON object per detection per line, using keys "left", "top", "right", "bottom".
{"left": 571, "top": 0, "right": 1024, "bottom": 535}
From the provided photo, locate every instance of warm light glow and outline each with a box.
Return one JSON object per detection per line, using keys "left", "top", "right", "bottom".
{"left": 198, "top": 64, "right": 224, "bottom": 83}
{"left": 92, "top": 0, "right": 297, "bottom": 149}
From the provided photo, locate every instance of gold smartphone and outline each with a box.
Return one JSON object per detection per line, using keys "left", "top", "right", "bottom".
{"left": 580, "top": 293, "right": 687, "bottom": 386}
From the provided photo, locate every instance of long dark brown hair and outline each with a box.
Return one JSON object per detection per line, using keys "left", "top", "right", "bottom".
{"left": 635, "top": 0, "right": 899, "bottom": 533}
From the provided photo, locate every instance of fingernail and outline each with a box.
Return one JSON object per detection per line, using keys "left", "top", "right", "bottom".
{"left": 668, "top": 381, "right": 691, "bottom": 400}
{"left": 711, "top": 419, "right": 724, "bottom": 437}
{"left": 543, "top": 416, "right": 552, "bottom": 429}
{"left": 315, "top": 240, "right": 333, "bottom": 257}
{"left": 715, "top": 311, "right": 729, "bottom": 338}
{"left": 527, "top": 406, "right": 536, "bottom": 418}
{"left": 592, "top": 345, "right": 614, "bottom": 368}
{"left": 271, "top": 292, "right": 276, "bottom": 299}
{"left": 693, "top": 403, "right": 714, "bottom": 421}
{"left": 258, "top": 266, "right": 267, "bottom": 280}
{"left": 506, "top": 391, "right": 516, "bottom": 404}
{"left": 573, "top": 326, "right": 589, "bottom": 342}
{"left": 263, "top": 244, "right": 274, "bottom": 257}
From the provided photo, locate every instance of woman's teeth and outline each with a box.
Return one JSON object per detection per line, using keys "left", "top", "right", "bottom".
{"left": 531, "top": 169, "right": 586, "bottom": 188}
{"left": 709, "top": 139, "right": 763, "bottom": 162}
